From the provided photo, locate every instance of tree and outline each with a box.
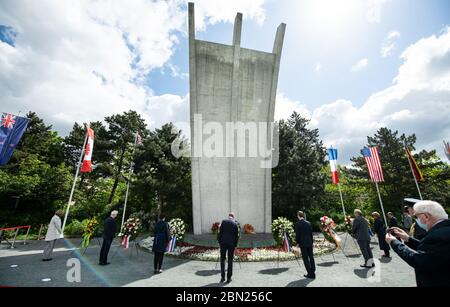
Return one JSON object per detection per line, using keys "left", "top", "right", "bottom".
{"left": 272, "top": 112, "right": 327, "bottom": 220}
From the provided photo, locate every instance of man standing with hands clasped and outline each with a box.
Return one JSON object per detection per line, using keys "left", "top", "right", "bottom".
{"left": 295, "top": 211, "right": 316, "bottom": 279}
{"left": 218, "top": 212, "right": 239, "bottom": 284}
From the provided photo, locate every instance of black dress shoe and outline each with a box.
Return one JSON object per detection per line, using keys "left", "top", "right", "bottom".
{"left": 220, "top": 278, "right": 225, "bottom": 283}
{"left": 304, "top": 274, "right": 315, "bottom": 279}
{"left": 226, "top": 278, "right": 232, "bottom": 284}
{"left": 42, "top": 258, "right": 52, "bottom": 262}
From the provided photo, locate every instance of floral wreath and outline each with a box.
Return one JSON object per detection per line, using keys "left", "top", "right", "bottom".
{"left": 271, "top": 217, "right": 295, "bottom": 246}
{"left": 120, "top": 217, "right": 141, "bottom": 249}
{"left": 168, "top": 218, "right": 186, "bottom": 242}
{"left": 81, "top": 217, "right": 98, "bottom": 248}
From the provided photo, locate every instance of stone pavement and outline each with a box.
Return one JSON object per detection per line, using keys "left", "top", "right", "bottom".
{"left": 0, "top": 234, "right": 416, "bottom": 287}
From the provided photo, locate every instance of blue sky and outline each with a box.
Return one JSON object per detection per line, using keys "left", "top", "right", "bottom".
{"left": 0, "top": 0, "right": 449, "bottom": 163}
{"left": 150, "top": 0, "right": 450, "bottom": 107}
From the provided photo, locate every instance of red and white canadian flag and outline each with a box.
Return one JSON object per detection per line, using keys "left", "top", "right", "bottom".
{"left": 81, "top": 127, "right": 95, "bottom": 173}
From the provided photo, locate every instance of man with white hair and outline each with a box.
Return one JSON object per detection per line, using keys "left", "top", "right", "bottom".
{"left": 386, "top": 201, "right": 450, "bottom": 287}
{"left": 99, "top": 210, "right": 118, "bottom": 266}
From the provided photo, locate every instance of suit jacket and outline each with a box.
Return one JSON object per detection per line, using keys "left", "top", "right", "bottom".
{"left": 45, "top": 215, "right": 62, "bottom": 241}
{"left": 295, "top": 219, "right": 313, "bottom": 248}
{"left": 352, "top": 216, "right": 370, "bottom": 241}
{"left": 152, "top": 220, "right": 171, "bottom": 253}
{"left": 389, "top": 216, "right": 398, "bottom": 228}
{"left": 218, "top": 219, "right": 239, "bottom": 247}
{"left": 103, "top": 217, "right": 117, "bottom": 240}
{"left": 390, "top": 219, "right": 450, "bottom": 287}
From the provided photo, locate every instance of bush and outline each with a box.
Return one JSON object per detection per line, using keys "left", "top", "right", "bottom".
{"left": 64, "top": 219, "right": 89, "bottom": 237}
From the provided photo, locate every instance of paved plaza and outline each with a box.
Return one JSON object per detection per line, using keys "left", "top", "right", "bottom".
{"left": 0, "top": 234, "right": 416, "bottom": 287}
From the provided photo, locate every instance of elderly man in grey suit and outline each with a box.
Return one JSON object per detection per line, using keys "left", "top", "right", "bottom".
{"left": 42, "top": 209, "right": 64, "bottom": 261}
{"left": 352, "top": 209, "right": 374, "bottom": 268}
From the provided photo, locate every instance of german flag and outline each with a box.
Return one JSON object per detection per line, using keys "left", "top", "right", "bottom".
{"left": 405, "top": 145, "right": 423, "bottom": 181}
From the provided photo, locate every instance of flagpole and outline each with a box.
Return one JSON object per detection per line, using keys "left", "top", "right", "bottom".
{"left": 61, "top": 124, "right": 89, "bottom": 234}
{"left": 337, "top": 183, "right": 347, "bottom": 219}
{"left": 375, "top": 181, "right": 388, "bottom": 228}
{"left": 121, "top": 133, "right": 138, "bottom": 228}
{"left": 405, "top": 144, "right": 423, "bottom": 200}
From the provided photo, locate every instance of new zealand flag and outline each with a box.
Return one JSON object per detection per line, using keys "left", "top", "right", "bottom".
{"left": 0, "top": 113, "right": 29, "bottom": 165}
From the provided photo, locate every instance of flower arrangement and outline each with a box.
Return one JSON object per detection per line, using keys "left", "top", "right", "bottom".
{"left": 120, "top": 217, "right": 141, "bottom": 241}
{"left": 211, "top": 222, "right": 220, "bottom": 234}
{"left": 243, "top": 224, "right": 256, "bottom": 234}
{"left": 81, "top": 217, "right": 98, "bottom": 248}
{"left": 344, "top": 216, "right": 353, "bottom": 234}
{"left": 320, "top": 216, "right": 341, "bottom": 246}
{"left": 271, "top": 217, "right": 295, "bottom": 246}
{"left": 169, "top": 218, "right": 186, "bottom": 241}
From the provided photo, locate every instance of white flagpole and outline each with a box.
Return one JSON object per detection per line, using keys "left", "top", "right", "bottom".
{"left": 338, "top": 183, "right": 346, "bottom": 219}
{"left": 405, "top": 144, "right": 423, "bottom": 200}
{"left": 375, "top": 181, "right": 388, "bottom": 228}
{"left": 61, "top": 124, "right": 89, "bottom": 234}
{"left": 121, "top": 133, "right": 138, "bottom": 228}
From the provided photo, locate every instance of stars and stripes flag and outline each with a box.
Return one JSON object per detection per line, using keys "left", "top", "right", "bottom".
{"left": 327, "top": 148, "right": 339, "bottom": 184}
{"left": 405, "top": 145, "right": 423, "bottom": 181}
{"left": 361, "top": 147, "right": 384, "bottom": 182}
{"left": 167, "top": 236, "right": 177, "bottom": 254}
{"left": 81, "top": 127, "right": 94, "bottom": 173}
{"left": 282, "top": 232, "right": 291, "bottom": 252}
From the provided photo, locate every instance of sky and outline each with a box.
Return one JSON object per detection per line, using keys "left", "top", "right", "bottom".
{"left": 0, "top": 0, "right": 449, "bottom": 164}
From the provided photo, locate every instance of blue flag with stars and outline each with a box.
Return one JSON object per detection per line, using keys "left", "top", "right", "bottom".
{"left": 0, "top": 113, "right": 29, "bottom": 165}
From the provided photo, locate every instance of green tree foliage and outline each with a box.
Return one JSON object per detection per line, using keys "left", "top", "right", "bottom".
{"left": 272, "top": 112, "right": 327, "bottom": 220}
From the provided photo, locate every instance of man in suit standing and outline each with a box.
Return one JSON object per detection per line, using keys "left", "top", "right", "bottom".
{"left": 388, "top": 212, "right": 398, "bottom": 228}
{"left": 352, "top": 209, "right": 374, "bottom": 268}
{"left": 218, "top": 212, "right": 239, "bottom": 284}
{"left": 99, "top": 210, "right": 118, "bottom": 266}
{"left": 295, "top": 211, "right": 316, "bottom": 279}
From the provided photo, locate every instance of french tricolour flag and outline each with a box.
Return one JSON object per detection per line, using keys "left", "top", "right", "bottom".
{"left": 283, "top": 232, "right": 291, "bottom": 252}
{"left": 167, "top": 236, "right": 177, "bottom": 254}
{"left": 327, "top": 148, "right": 339, "bottom": 184}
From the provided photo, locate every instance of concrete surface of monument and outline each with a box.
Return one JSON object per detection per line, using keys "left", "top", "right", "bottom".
{"left": 189, "top": 3, "right": 286, "bottom": 234}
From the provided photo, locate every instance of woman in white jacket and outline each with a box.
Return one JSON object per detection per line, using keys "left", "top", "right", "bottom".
{"left": 42, "top": 210, "right": 64, "bottom": 261}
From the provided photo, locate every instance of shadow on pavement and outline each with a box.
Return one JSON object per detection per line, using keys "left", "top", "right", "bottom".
{"left": 317, "top": 261, "right": 339, "bottom": 267}
{"left": 286, "top": 278, "right": 313, "bottom": 287}
{"left": 258, "top": 268, "right": 289, "bottom": 275}
{"left": 196, "top": 269, "right": 221, "bottom": 277}
{"left": 353, "top": 268, "right": 371, "bottom": 279}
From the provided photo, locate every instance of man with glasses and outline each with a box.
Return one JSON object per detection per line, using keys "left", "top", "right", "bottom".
{"left": 386, "top": 200, "right": 450, "bottom": 287}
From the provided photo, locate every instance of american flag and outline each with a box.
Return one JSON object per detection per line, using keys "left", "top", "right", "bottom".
{"left": 361, "top": 147, "right": 384, "bottom": 182}
{"left": 282, "top": 232, "right": 291, "bottom": 252}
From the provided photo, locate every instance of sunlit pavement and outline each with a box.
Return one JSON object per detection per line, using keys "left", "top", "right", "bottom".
{"left": 0, "top": 234, "right": 416, "bottom": 287}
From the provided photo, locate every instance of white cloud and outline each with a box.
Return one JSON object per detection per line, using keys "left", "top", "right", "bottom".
{"left": 366, "top": 0, "right": 392, "bottom": 23}
{"left": 315, "top": 63, "right": 322, "bottom": 72}
{"left": 190, "top": 0, "right": 266, "bottom": 31}
{"left": 0, "top": 0, "right": 267, "bottom": 134}
{"left": 351, "top": 58, "right": 369, "bottom": 72}
{"left": 304, "top": 28, "right": 450, "bottom": 163}
{"left": 381, "top": 30, "right": 400, "bottom": 57}
{"left": 275, "top": 93, "right": 311, "bottom": 121}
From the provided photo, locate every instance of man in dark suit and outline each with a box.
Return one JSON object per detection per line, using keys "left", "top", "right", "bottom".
{"left": 352, "top": 209, "right": 374, "bottom": 268}
{"left": 388, "top": 212, "right": 398, "bottom": 228}
{"left": 218, "top": 212, "right": 239, "bottom": 284}
{"left": 295, "top": 211, "right": 315, "bottom": 279}
{"left": 386, "top": 201, "right": 450, "bottom": 287}
{"left": 99, "top": 210, "right": 118, "bottom": 265}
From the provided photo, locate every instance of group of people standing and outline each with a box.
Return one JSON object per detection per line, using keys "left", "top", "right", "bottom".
{"left": 41, "top": 200, "right": 449, "bottom": 287}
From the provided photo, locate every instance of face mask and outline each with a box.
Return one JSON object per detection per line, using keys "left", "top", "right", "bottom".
{"left": 416, "top": 217, "right": 428, "bottom": 231}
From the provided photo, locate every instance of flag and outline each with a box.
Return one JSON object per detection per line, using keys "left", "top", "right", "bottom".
{"left": 405, "top": 145, "right": 423, "bottom": 181}
{"left": 136, "top": 133, "right": 143, "bottom": 146}
{"left": 282, "top": 232, "right": 291, "bottom": 252}
{"left": 167, "top": 236, "right": 177, "bottom": 254}
{"left": 445, "top": 140, "right": 450, "bottom": 162}
{"left": 327, "top": 148, "right": 339, "bottom": 184}
{"left": 81, "top": 127, "right": 94, "bottom": 173}
{"left": 361, "top": 147, "right": 384, "bottom": 182}
{"left": 0, "top": 113, "right": 29, "bottom": 166}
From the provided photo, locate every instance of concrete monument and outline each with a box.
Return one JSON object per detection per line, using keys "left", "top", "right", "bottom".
{"left": 189, "top": 3, "right": 286, "bottom": 234}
